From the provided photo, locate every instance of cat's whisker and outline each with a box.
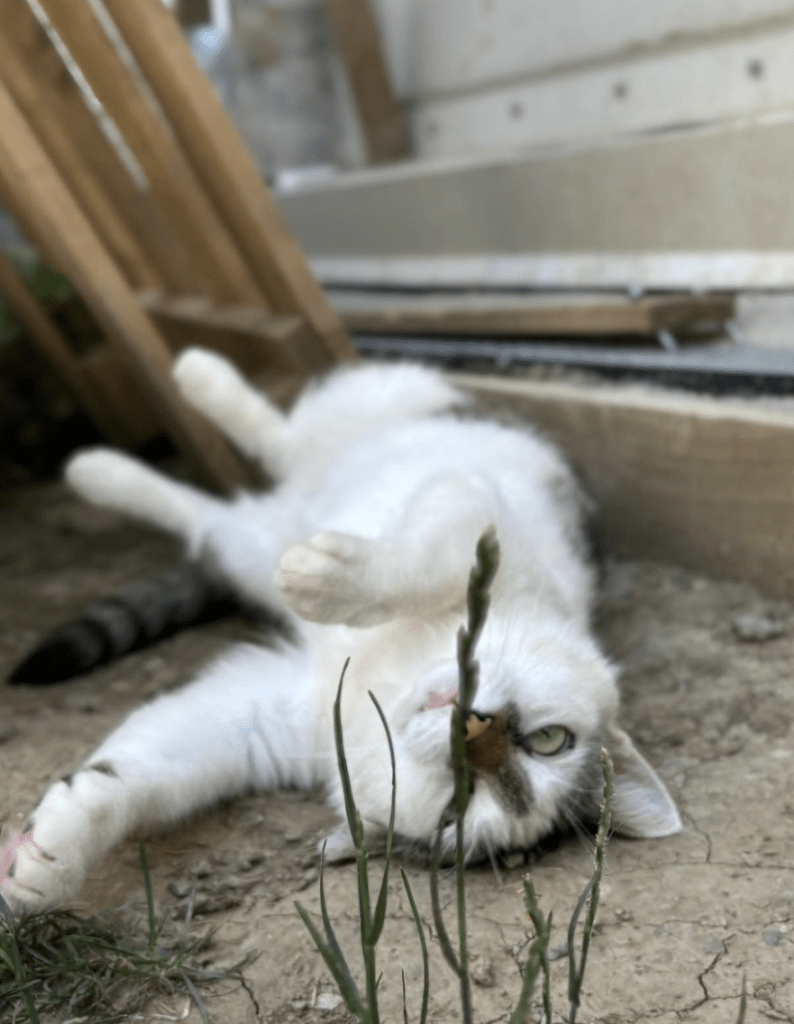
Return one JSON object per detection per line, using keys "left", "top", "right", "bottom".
{"left": 483, "top": 836, "right": 504, "bottom": 886}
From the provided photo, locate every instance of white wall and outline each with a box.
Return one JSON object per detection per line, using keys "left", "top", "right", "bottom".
{"left": 367, "top": 0, "right": 794, "bottom": 159}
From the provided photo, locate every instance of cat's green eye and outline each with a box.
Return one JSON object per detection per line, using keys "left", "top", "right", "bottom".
{"left": 525, "top": 725, "right": 573, "bottom": 756}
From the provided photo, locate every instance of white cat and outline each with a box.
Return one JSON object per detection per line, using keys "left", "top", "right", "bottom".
{"left": 4, "top": 351, "right": 681, "bottom": 913}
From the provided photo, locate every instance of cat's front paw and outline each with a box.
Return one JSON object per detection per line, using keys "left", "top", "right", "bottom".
{"left": 2, "top": 769, "right": 123, "bottom": 914}
{"left": 1, "top": 816, "right": 86, "bottom": 915}
{"left": 275, "top": 531, "right": 390, "bottom": 627}
{"left": 65, "top": 448, "right": 142, "bottom": 506}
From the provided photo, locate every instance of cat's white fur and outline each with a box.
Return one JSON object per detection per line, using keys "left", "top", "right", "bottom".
{"left": 5, "top": 352, "right": 681, "bottom": 913}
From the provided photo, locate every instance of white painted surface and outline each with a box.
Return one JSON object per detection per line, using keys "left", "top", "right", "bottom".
{"left": 310, "top": 253, "right": 794, "bottom": 291}
{"left": 359, "top": 1, "right": 794, "bottom": 160}
{"left": 411, "top": 26, "right": 794, "bottom": 158}
{"left": 374, "top": 0, "right": 794, "bottom": 98}
{"left": 276, "top": 117, "right": 794, "bottom": 271}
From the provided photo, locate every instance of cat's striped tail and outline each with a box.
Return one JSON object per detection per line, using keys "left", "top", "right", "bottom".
{"left": 8, "top": 565, "right": 241, "bottom": 685}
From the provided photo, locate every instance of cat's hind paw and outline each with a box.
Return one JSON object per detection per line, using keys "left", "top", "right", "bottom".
{"left": 275, "top": 531, "right": 389, "bottom": 627}
{"left": 173, "top": 348, "right": 245, "bottom": 413}
{"left": 173, "top": 348, "right": 287, "bottom": 470}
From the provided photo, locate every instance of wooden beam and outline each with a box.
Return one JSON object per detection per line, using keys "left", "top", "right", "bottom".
{"left": 454, "top": 373, "right": 794, "bottom": 599}
{"left": 0, "top": 0, "right": 200, "bottom": 295}
{"left": 0, "top": 26, "right": 159, "bottom": 291}
{"left": 139, "top": 292, "right": 320, "bottom": 378}
{"left": 36, "top": 0, "right": 266, "bottom": 305}
{"left": 0, "top": 75, "right": 249, "bottom": 492}
{"left": 0, "top": 249, "right": 134, "bottom": 445}
{"left": 323, "top": 0, "right": 410, "bottom": 165}
{"left": 101, "top": 0, "right": 356, "bottom": 364}
{"left": 332, "top": 290, "right": 734, "bottom": 337}
{"left": 82, "top": 345, "right": 162, "bottom": 446}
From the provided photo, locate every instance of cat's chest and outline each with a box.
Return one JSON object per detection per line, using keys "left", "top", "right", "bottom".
{"left": 304, "top": 617, "right": 460, "bottom": 735}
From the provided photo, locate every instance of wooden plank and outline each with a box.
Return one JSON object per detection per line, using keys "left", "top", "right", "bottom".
{"left": 454, "top": 372, "right": 794, "bottom": 599}
{"left": 139, "top": 292, "right": 318, "bottom": 378}
{"left": 311, "top": 253, "right": 794, "bottom": 291}
{"left": 0, "top": 76, "right": 249, "bottom": 493}
{"left": 101, "top": 0, "right": 356, "bottom": 364}
{"left": 0, "top": 0, "right": 200, "bottom": 295}
{"left": 331, "top": 289, "right": 734, "bottom": 337}
{"left": 323, "top": 0, "right": 410, "bottom": 164}
{"left": 36, "top": 0, "right": 265, "bottom": 306}
{"left": 0, "top": 249, "right": 134, "bottom": 445}
{"left": 0, "top": 26, "right": 159, "bottom": 291}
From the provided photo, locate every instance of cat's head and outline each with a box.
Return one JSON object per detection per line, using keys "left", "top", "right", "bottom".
{"left": 324, "top": 616, "right": 682, "bottom": 863}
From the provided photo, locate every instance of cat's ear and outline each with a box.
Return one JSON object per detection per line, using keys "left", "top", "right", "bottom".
{"left": 602, "top": 721, "right": 683, "bottom": 838}
{"left": 321, "top": 820, "right": 388, "bottom": 863}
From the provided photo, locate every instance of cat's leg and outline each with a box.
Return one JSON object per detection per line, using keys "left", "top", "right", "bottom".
{"left": 275, "top": 473, "right": 495, "bottom": 626}
{"left": 5, "top": 641, "right": 320, "bottom": 913}
{"left": 66, "top": 448, "right": 219, "bottom": 542}
{"left": 173, "top": 348, "right": 289, "bottom": 479}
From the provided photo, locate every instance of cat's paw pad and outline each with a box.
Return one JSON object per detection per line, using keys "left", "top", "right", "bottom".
{"left": 275, "top": 532, "right": 387, "bottom": 626}
{"left": 1, "top": 826, "right": 82, "bottom": 915}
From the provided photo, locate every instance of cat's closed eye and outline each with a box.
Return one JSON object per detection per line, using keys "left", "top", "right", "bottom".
{"left": 522, "top": 725, "right": 574, "bottom": 757}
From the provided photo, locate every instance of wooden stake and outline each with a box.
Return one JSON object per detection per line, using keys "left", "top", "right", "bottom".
{"left": 36, "top": 0, "right": 266, "bottom": 305}
{"left": 101, "top": 0, "right": 356, "bottom": 364}
{"left": 324, "top": 0, "right": 410, "bottom": 165}
{"left": 0, "top": 27, "right": 159, "bottom": 291}
{"left": 0, "top": 76, "right": 249, "bottom": 492}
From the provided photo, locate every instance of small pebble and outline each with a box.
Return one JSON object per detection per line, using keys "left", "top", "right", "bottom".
{"left": 731, "top": 613, "right": 785, "bottom": 642}
{"left": 470, "top": 955, "right": 495, "bottom": 987}
{"left": 168, "top": 878, "right": 193, "bottom": 899}
{"left": 191, "top": 858, "right": 213, "bottom": 878}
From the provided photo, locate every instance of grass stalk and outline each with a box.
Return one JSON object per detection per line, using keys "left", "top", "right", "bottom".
{"left": 507, "top": 879, "right": 552, "bottom": 1024}
{"left": 430, "top": 528, "right": 500, "bottom": 1024}
{"left": 296, "top": 661, "right": 398, "bottom": 1023}
{"left": 567, "top": 748, "right": 613, "bottom": 1024}
{"left": 0, "top": 868, "right": 256, "bottom": 1023}
{"left": 400, "top": 869, "right": 429, "bottom": 1024}
{"left": 0, "top": 894, "right": 40, "bottom": 1024}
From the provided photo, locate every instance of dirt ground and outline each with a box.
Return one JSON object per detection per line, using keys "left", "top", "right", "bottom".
{"left": 1, "top": 476, "right": 793, "bottom": 1023}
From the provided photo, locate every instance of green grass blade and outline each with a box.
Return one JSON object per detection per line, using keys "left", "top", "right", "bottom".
{"left": 429, "top": 826, "right": 461, "bottom": 976}
{"left": 317, "top": 845, "right": 360, "bottom": 1006}
{"left": 368, "top": 690, "right": 397, "bottom": 947}
{"left": 568, "top": 749, "right": 613, "bottom": 1024}
{"left": 179, "top": 969, "right": 212, "bottom": 1024}
{"left": 522, "top": 877, "right": 553, "bottom": 1024}
{"left": 295, "top": 901, "right": 366, "bottom": 1018}
{"left": 0, "top": 921, "right": 41, "bottom": 1024}
{"left": 139, "top": 845, "right": 158, "bottom": 956}
{"left": 736, "top": 974, "right": 747, "bottom": 1024}
{"left": 401, "top": 869, "right": 430, "bottom": 1024}
{"left": 0, "top": 893, "right": 15, "bottom": 930}
{"left": 333, "top": 659, "right": 363, "bottom": 848}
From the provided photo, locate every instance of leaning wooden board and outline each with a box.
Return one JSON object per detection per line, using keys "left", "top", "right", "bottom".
{"left": 454, "top": 373, "right": 794, "bottom": 598}
{"left": 333, "top": 289, "right": 733, "bottom": 337}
